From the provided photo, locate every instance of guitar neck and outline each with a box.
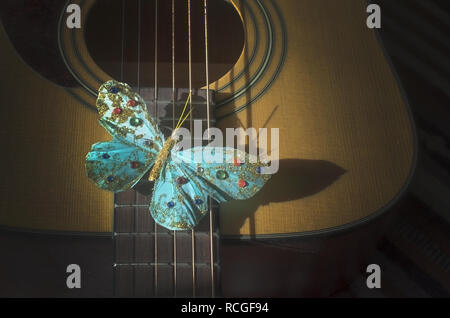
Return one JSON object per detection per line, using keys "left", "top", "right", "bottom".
{"left": 113, "top": 87, "right": 220, "bottom": 297}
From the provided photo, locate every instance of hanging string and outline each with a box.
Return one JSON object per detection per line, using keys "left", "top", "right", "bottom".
{"left": 153, "top": 0, "right": 159, "bottom": 298}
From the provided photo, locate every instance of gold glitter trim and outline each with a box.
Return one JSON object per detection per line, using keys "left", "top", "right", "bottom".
{"left": 148, "top": 136, "right": 177, "bottom": 181}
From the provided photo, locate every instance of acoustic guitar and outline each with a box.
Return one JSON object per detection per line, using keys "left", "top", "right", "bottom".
{"left": 0, "top": 0, "right": 416, "bottom": 297}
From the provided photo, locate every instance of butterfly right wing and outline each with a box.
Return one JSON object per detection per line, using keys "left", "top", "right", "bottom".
{"left": 149, "top": 160, "right": 209, "bottom": 230}
{"left": 86, "top": 138, "right": 156, "bottom": 192}
{"left": 87, "top": 80, "right": 164, "bottom": 192}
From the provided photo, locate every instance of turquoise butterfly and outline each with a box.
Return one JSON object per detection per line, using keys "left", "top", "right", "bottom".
{"left": 85, "top": 80, "right": 271, "bottom": 230}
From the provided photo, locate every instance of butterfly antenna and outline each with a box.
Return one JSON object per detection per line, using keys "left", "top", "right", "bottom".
{"left": 177, "top": 106, "right": 195, "bottom": 129}
{"left": 176, "top": 91, "right": 192, "bottom": 129}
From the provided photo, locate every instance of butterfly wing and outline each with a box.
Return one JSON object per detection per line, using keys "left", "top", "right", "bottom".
{"left": 85, "top": 80, "right": 162, "bottom": 192}
{"left": 173, "top": 147, "right": 272, "bottom": 202}
{"left": 86, "top": 138, "right": 155, "bottom": 192}
{"left": 150, "top": 160, "right": 209, "bottom": 230}
{"left": 150, "top": 147, "right": 271, "bottom": 230}
{"left": 96, "top": 80, "right": 165, "bottom": 152}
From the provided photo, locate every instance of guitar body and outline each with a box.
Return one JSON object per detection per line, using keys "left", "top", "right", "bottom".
{"left": 0, "top": 0, "right": 415, "bottom": 297}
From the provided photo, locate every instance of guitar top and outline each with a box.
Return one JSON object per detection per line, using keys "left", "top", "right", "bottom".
{"left": 0, "top": 0, "right": 415, "bottom": 238}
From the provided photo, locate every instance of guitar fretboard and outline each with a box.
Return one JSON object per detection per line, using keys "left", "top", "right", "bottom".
{"left": 113, "top": 88, "right": 220, "bottom": 297}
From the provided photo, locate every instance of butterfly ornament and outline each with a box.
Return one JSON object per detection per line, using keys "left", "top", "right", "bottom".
{"left": 86, "top": 80, "right": 272, "bottom": 231}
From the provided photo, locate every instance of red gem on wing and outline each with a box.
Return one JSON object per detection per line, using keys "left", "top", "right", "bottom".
{"left": 238, "top": 179, "right": 247, "bottom": 188}
{"left": 234, "top": 158, "right": 243, "bottom": 166}
{"left": 177, "top": 177, "right": 188, "bottom": 185}
{"left": 130, "top": 161, "right": 140, "bottom": 169}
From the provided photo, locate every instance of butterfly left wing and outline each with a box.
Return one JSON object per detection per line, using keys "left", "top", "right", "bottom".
{"left": 173, "top": 146, "right": 272, "bottom": 203}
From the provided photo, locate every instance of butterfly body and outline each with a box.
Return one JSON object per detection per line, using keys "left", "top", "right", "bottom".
{"left": 148, "top": 136, "right": 178, "bottom": 182}
{"left": 86, "top": 80, "right": 272, "bottom": 231}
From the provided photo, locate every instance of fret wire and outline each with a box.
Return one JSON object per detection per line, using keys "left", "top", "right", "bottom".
{"left": 115, "top": 204, "right": 148, "bottom": 208}
{"left": 114, "top": 231, "right": 220, "bottom": 238}
{"left": 153, "top": 0, "right": 159, "bottom": 298}
{"left": 114, "top": 262, "right": 220, "bottom": 268}
{"left": 159, "top": 118, "right": 216, "bottom": 122}
{"left": 151, "top": 103, "right": 217, "bottom": 108}
{"left": 204, "top": 0, "right": 215, "bottom": 298}
{"left": 145, "top": 100, "right": 216, "bottom": 105}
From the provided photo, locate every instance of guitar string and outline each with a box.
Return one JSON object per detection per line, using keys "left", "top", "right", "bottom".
{"left": 113, "top": 0, "right": 126, "bottom": 297}
{"left": 120, "top": 0, "right": 125, "bottom": 83}
{"left": 187, "top": 0, "right": 197, "bottom": 298}
{"left": 134, "top": 0, "right": 142, "bottom": 298}
{"left": 116, "top": 0, "right": 214, "bottom": 297}
{"left": 154, "top": 0, "right": 159, "bottom": 118}
{"left": 122, "top": 0, "right": 214, "bottom": 298}
{"left": 154, "top": 0, "right": 159, "bottom": 297}
{"left": 171, "top": 0, "right": 178, "bottom": 298}
{"left": 172, "top": 0, "right": 176, "bottom": 131}
{"left": 203, "top": 0, "right": 215, "bottom": 298}
{"left": 137, "top": 0, "right": 141, "bottom": 94}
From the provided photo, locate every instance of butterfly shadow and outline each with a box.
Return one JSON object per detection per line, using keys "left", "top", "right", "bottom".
{"left": 133, "top": 158, "right": 346, "bottom": 237}
{"left": 220, "top": 158, "right": 346, "bottom": 236}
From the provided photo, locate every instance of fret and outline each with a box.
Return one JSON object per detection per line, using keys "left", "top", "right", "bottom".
{"left": 113, "top": 87, "right": 219, "bottom": 298}
{"left": 114, "top": 216, "right": 218, "bottom": 262}
{"left": 158, "top": 118, "right": 216, "bottom": 123}
{"left": 114, "top": 262, "right": 220, "bottom": 267}
{"left": 115, "top": 200, "right": 220, "bottom": 210}
{"left": 115, "top": 202, "right": 220, "bottom": 208}
{"left": 113, "top": 232, "right": 220, "bottom": 238}
{"left": 144, "top": 100, "right": 216, "bottom": 106}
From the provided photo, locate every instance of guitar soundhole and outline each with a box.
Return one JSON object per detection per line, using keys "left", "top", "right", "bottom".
{"left": 85, "top": 0, "right": 245, "bottom": 88}
{"left": 0, "top": 0, "right": 79, "bottom": 87}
